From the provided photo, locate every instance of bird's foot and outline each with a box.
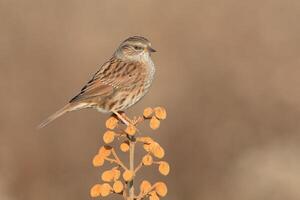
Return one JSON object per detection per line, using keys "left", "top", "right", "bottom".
{"left": 121, "top": 113, "right": 144, "bottom": 126}
{"left": 113, "top": 111, "right": 143, "bottom": 126}
{"left": 131, "top": 116, "right": 144, "bottom": 125}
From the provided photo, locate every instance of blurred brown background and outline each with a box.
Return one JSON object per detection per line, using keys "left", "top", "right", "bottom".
{"left": 1, "top": 0, "right": 300, "bottom": 199}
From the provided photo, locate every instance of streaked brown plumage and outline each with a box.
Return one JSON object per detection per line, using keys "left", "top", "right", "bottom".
{"left": 38, "top": 36, "right": 156, "bottom": 128}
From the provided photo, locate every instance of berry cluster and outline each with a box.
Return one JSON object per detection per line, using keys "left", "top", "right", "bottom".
{"left": 90, "top": 107, "right": 169, "bottom": 200}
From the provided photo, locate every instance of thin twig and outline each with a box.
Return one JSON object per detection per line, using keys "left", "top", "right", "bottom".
{"left": 111, "top": 148, "right": 128, "bottom": 171}
{"left": 123, "top": 183, "right": 128, "bottom": 200}
{"left": 152, "top": 161, "right": 161, "bottom": 164}
{"left": 134, "top": 160, "right": 143, "bottom": 173}
{"left": 129, "top": 139, "right": 135, "bottom": 200}
{"left": 104, "top": 157, "right": 116, "bottom": 163}
{"left": 104, "top": 157, "right": 127, "bottom": 171}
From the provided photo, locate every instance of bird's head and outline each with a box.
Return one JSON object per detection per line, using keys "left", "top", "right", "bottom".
{"left": 115, "top": 36, "right": 156, "bottom": 61}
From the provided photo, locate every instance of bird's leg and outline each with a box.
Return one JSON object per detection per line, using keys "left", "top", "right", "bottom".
{"left": 121, "top": 113, "right": 133, "bottom": 124}
{"left": 113, "top": 111, "right": 130, "bottom": 126}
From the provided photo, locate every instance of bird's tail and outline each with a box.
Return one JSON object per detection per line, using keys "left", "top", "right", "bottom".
{"left": 37, "top": 104, "right": 73, "bottom": 129}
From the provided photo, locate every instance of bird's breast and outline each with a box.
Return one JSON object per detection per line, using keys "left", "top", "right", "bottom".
{"left": 142, "top": 56, "right": 155, "bottom": 88}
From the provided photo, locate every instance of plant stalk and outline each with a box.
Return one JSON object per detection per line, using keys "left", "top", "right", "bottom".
{"left": 129, "top": 137, "right": 135, "bottom": 199}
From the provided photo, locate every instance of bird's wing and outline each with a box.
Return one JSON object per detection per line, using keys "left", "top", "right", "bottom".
{"left": 70, "top": 58, "right": 145, "bottom": 103}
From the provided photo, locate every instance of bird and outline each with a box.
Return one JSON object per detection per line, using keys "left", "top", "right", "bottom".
{"left": 38, "top": 36, "right": 156, "bottom": 128}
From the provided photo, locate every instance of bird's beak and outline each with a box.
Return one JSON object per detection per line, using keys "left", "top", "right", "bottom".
{"left": 148, "top": 46, "right": 157, "bottom": 53}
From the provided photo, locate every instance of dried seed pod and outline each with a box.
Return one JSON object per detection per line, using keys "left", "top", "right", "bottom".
{"left": 105, "top": 116, "right": 118, "bottom": 129}
{"left": 92, "top": 154, "right": 104, "bottom": 167}
{"left": 122, "top": 170, "right": 134, "bottom": 181}
{"left": 98, "top": 145, "right": 112, "bottom": 157}
{"left": 150, "top": 116, "right": 160, "bottom": 130}
{"left": 154, "top": 107, "right": 167, "bottom": 120}
{"left": 120, "top": 141, "right": 130, "bottom": 152}
{"left": 113, "top": 180, "right": 124, "bottom": 193}
{"left": 143, "top": 107, "right": 153, "bottom": 118}
{"left": 103, "top": 131, "right": 115, "bottom": 144}
{"left": 149, "top": 191, "right": 160, "bottom": 200}
{"left": 125, "top": 124, "right": 137, "bottom": 136}
{"left": 140, "top": 180, "right": 152, "bottom": 194}
{"left": 158, "top": 161, "right": 170, "bottom": 176}
{"left": 142, "top": 154, "right": 153, "bottom": 166}
{"left": 100, "top": 183, "right": 112, "bottom": 197}
{"left": 90, "top": 184, "right": 102, "bottom": 197}
{"left": 101, "top": 170, "right": 114, "bottom": 182}
{"left": 155, "top": 182, "right": 167, "bottom": 197}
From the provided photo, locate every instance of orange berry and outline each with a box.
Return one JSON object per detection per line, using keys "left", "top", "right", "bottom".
{"left": 113, "top": 180, "right": 124, "bottom": 193}
{"left": 101, "top": 170, "right": 114, "bottom": 182}
{"left": 154, "top": 107, "right": 167, "bottom": 120}
{"left": 92, "top": 154, "right": 104, "bottom": 167}
{"left": 122, "top": 170, "right": 134, "bottom": 181}
{"left": 120, "top": 141, "right": 130, "bottom": 152}
{"left": 151, "top": 143, "right": 165, "bottom": 159}
{"left": 143, "top": 144, "right": 151, "bottom": 152}
{"left": 142, "top": 154, "right": 153, "bottom": 166}
{"left": 155, "top": 182, "right": 167, "bottom": 197}
{"left": 100, "top": 183, "right": 112, "bottom": 197}
{"left": 140, "top": 180, "right": 152, "bottom": 194}
{"left": 158, "top": 161, "right": 170, "bottom": 176}
{"left": 150, "top": 116, "right": 160, "bottom": 130}
{"left": 143, "top": 107, "right": 153, "bottom": 118}
{"left": 111, "top": 168, "right": 121, "bottom": 180}
{"left": 90, "top": 184, "right": 101, "bottom": 197}
{"left": 103, "top": 131, "right": 115, "bottom": 144}
{"left": 125, "top": 124, "right": 137, "bottom": 136}
{"left": 137, "top": 136, "right": 153, "bottom": 144}
{"left": 105, "top": 116, "right": 118, "bottom": 129}
{"left": 98, "top": 145, "right": 112, "bottom": 157}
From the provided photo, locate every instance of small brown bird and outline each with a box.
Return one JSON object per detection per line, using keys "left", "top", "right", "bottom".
{"left": 38, "top": 36, "right": 156, "bottom": 128}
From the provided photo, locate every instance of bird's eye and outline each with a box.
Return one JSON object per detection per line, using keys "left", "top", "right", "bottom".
{"left": 134, "top": 46, "right": 143, "bottom": 50}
